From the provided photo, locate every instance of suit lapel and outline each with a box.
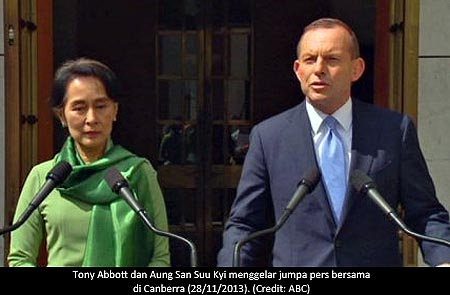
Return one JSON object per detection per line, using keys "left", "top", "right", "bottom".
{"left": 285, "top": 102, "right": 336, "bottom": 224}
{"left": 338, "top": 100, "right": 381, "bottom": 226}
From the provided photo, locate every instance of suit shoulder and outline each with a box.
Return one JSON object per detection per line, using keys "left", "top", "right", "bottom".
{"left": 255, "top": 103, "right": 304, "bottom": 132}
{"left": 354, "top": 100, "right": 409, "bottom": 123}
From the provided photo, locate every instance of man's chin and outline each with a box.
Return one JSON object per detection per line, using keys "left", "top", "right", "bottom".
{"left": 307, "top": 94, "right": 330, "bottom": 104}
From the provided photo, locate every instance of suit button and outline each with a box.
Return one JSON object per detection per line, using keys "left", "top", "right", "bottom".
{"left": 335, "top": 240, "right": 342, "bottom": 248}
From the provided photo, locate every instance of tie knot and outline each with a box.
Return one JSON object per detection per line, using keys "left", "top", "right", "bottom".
{"left": 324, "top": 116, "right": 339, "bottom": 131}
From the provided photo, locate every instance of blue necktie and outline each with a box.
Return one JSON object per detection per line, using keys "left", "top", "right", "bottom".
{"left": 320, "top": 116, "right": 347, "bottom": 221}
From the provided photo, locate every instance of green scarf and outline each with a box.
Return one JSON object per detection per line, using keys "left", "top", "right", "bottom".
{"left": 55, "top": 137, "right": 154, "bottom": 266}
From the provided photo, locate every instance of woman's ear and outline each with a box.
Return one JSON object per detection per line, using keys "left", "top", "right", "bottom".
{"left": 55, "top": 109, "right": 67, "bottom": 127}
{"left": 113, "top": 102, "right": 119, "bottom": 121}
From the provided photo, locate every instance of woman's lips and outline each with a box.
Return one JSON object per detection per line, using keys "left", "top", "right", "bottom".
{"left": 85, "top": 131, "right": 101, "bottom": 137}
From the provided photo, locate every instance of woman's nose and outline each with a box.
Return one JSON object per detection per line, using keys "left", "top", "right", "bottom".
{"left": 85, "top": 108, "right": 99, "bottom": 124}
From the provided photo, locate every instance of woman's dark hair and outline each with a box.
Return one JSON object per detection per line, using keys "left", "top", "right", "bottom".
{"left": 51, "top": 58, "right": 120, "bottom": 112}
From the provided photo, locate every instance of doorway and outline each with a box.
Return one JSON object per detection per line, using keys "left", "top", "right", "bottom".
{"left": 5, "top": 0, "right": 383, "bottom": 267}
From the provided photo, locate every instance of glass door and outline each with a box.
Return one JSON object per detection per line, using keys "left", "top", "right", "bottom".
{"left": 156, "top": 0, "right": 253, "bottom": 266}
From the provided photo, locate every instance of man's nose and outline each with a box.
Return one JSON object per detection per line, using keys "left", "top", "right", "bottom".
{"left": 313, "top": 57, "right": 326, "bottom": 75}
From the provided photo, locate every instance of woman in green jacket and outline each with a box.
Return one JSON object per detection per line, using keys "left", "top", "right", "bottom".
{"left": 8, "top": 58, "right": 170, "bottom": 266}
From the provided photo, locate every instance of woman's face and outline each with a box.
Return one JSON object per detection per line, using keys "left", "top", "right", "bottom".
{"left": 60, "top": 76, "right": 118, "bottom": 163}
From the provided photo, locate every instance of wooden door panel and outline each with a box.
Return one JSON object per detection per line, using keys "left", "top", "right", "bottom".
{"left": 158, "top": 165, "right": 198, "bottom": 189}
{"left": 210, "top": 166, "right": 242, "bottom": 188}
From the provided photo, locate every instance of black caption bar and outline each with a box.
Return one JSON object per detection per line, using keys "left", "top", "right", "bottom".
{"left": 1, "top": 267, "right": 443, "bottom": 294}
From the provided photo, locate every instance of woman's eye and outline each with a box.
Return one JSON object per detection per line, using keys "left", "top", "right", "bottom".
{"left": 73, "top": 106, "right": 86, "bottom": 112}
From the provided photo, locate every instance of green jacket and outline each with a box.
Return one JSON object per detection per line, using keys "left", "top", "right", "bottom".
{"left": 8, "top": 140, "right": 170, "bottom": 267}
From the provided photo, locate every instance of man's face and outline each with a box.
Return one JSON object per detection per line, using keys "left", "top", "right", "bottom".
{"left": 293, "top": 26, "right": 364, "bottom": 114}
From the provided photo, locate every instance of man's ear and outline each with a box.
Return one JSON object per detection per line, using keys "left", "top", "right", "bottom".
{"left": 293, "top": 59, "right": 302, "bottom": 82}
{"left": 351, "top": 57, "right": 365, "bottom": 82}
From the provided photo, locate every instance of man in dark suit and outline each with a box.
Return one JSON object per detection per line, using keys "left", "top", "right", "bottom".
{"left": 217, "top": 18, "right": 450, "bottom": 267}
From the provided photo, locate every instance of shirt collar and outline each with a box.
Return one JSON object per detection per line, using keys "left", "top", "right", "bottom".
{"left": 306, "top": 97, "right": 353, "bottom": 134}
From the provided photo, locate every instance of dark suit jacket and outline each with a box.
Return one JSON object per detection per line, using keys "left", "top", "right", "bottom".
{"left": 218, "top": 99, "right": 450, "bottom": 266}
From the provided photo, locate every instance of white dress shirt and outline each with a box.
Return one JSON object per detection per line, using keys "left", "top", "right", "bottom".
{"left": 305, "top": 98, "right": 353, "bottom": 183}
